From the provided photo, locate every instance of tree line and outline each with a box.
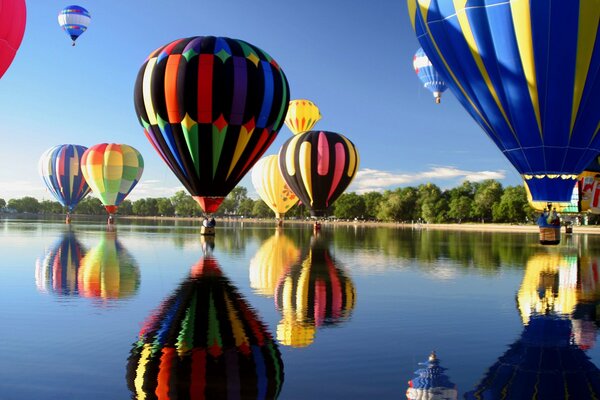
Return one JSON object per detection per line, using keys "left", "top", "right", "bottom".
{"left": 0, "top": 179, "right": 586, "bottom": 223}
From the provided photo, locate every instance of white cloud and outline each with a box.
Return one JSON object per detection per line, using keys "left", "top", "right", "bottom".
{"left": 127, "top": 179, "right": 185, "bottom": 200}
{"left": 349, "top": 166, "right": 506, "bottom": 193}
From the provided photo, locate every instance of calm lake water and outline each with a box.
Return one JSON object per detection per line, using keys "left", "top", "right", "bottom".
{"left": 2, "top": 217, "right": 600, "bottom": 399}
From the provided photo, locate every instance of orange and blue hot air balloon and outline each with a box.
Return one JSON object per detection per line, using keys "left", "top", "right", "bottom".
{"left": 408, "top": 0, "right": 600, "bottom": 202}
{"left": 413, "top": 48, "right": 447, "bottom": 104}
{"left": 278, "top": 130, "right": 359, "bottom": 217}
{"left": 58, "top": 5, "right": 90, "bottom": 46}
{"left": 39, "top": 144, "right": 90, "bottom": 213}
{"left": 133, "top": 36, "right": 290, "bottom": 214}
{"left": 0, "top": 0, "right": 26, "bottom": 79}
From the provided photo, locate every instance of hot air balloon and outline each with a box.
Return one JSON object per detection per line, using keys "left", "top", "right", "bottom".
{"left": 39, "top": 144, "right": 90, "bottom": 222}
{"left": 413, "top": 48, "right": 447, "bottom": 104}
{"left": 58, "top": 5, "right": 90, "bottom": 46}
{"left": 78, "top": 231, "right": 140, "bottom": 301}
{"left": 406, "top": 352, "right": 457, "bottom": 400}
{"left": 249, "top": 230, "right": 300, "bottom": 297}
{"left": 525, "top": 180, "right": 580, "bottom": 214}
{"left": 81, "top": 143, "right": 144, "bottom": 222}
{"left": 278, "top": 130, "right": 359, "bottom": 217}
{"left": 0, "top": 0, "right": 25, "bottom": 79}
{"left": 133, "top": 36, "right": 290, "bottom": 217}
{"left": 251, "top": 155, "right": 299, "bottom": 221}
{"left": 409, "top": 1, "right": 600, "bottom": 203}
{"left": 126, "top": 256, "right": 284, "bottom": 399}
{"left": 274, "top": 235, "right": 355, "bottom": 347}
{"left": 35, "top": 230, "right": 86, "bottom": 295}
{"left": 284, "top": 99, "right": 322, "bottom": 135}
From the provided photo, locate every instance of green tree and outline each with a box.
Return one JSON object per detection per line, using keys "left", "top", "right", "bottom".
{"left": 448, "top": 195, "right": 473, "bottom": 223}
{"left": 39, "top": 200, "right": 63, "bottom": 214}
{"left": 334, "top": 193, "right": 366, "bottom": 219}
{"left": 119, "top": 200, "right": 133, "bottom": 215}
{"left": 418, "top": 183, "right": 447, "bottom": 223}
{"left": 157, "top": 198, "right": 175, "bottom": 216}
{"left": 472, "top": 180, "right": 503, "bottom": 222}
{"left": 0, "top": 198, "right": 5, "bottom": 209}
{"left": 362, "top": 191, "right": 383, "bottom": 220}
{"left": 252, "top": 200, "right": 272, "bottom": 218}
{"left": 238, "top": 198, "right": 255, "bottom": 217}
{"left": 171, "top": 191, "right": 201, "bottom": 217}
{"left": 8, "top": 197, "right": 40, "bottom": 213}
{"left": 492, "top": 185, "right": 528, "bottom": 222}
{"left": 132, "top": 199, "right": 149, "bottom": 216}
{"left": 376, "top": 187, "right": 419, "bottom": 222}
{"left": 75, "top": 197, "right": 104, "bottom": 215}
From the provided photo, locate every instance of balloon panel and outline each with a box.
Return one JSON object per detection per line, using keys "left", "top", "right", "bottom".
{"left": 0, "top": 0, "right": 25, "bottom": 79}
{"left": 409, "top": 0, "right": 600, "bottom": 201}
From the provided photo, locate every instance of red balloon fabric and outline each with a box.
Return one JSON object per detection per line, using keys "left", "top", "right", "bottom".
{"left": 0, "top": 0, "right": 26, "bottom": 79}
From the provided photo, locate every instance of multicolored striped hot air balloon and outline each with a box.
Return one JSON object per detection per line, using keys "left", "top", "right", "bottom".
{"left": 249, "top": 230, "right": 300, "bottom": 297}
{"left": 133, "top": 36, "right": 290, "bottom": 215}
{"left": 0, "top": 0, "right": 26, "bottom": 79}
{"left": 126, "top": 256, "right": 284, "bottom": 399}
{"left": 81, "top": 143, "right": 144, "bottom": 217}
{"left": 39, "top": 144, "right": 90, "bottom": 217}
{"left": 251, "top": 155, "right": 298, "bottom": 220}
{"left": 278, "top": 130, "right": 359, "bottom": 217}
{"left": 465, "top": 315, "right": 600, "bottom": 399}
{"left": 58, "top": 5, "right": 90, "bottom": 46}
{"left": 284, "top": 99, "right": 321, "bottom": 135}
{"left": 413, "top": 48, "right": 447, "bottom": 104}
{"left": 35, "top": 230, "right": 86, "bottom": 296}
{"left": 406, "top": 352, "right": 457, "bottom": 400}
{"left": 408, "top": 0, "right": 600, "bottom": 202}
{"left": 78, "top": 231, "right": 140, "bottom": 301}
{"left": 274, "top": 236, "right": 355, "bottom": 347}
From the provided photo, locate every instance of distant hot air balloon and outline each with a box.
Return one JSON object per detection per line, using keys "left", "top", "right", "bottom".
{"left": 80, "top": 143, "right": 143, "bottom": 219}
{"left": 35, "top": 230, "right": 86, "bottom": 295}
{"left": 284, "top": 99, "right": 322, "bottom": 135}
{"left": 406, "top": 352, "right": 457, "bottom": 400}
{"left": 58, "top": 5, "right": 90, "bottom": 46}
{"left": 278, "top": 130, "right": 359, "bottom": 217}
{"left": 133, "top": 36, "right": 290, "bottom": 215}
{"left": 127, "top": 256, "right": 284, "bottom": 399}
{"left": 274, "top": 236, "right": 355, "bottom": 347}
{"left": 78, "top": 231, "right": 140, "bottom": 301}
{"left": 249, "top": 230, "right": 300, "bottom": 297}
{"left": 412, "top": 48, "right": 447, "bottom": 104}
{"left": 251, "top": 155, "right": 298, "bottom": 220}
{"left": 409, "top": 1, "right": 600, "bottom": 202}
{"left": 0, "top": 0, "right": 26, "bottom": 79}
{"left": 39, "top": 144, "right": 90, "bottom": 220}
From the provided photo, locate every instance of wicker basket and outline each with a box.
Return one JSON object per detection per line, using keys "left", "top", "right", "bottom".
{"left": 539, "top": 226, "right": 560, "bottom": 245}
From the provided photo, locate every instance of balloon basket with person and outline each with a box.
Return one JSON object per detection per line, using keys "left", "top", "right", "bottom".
{"left": 536, "top": 205, "right": 561, "bottom": 246}
{"left": 201, "top": 216, "right": 216, "bottom": 236}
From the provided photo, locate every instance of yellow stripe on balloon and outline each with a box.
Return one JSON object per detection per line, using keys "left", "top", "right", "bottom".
{"left": 135, "top": 344, "right": 152, "bottom": 400}
{"left": 284, "top": 134, "right": 303, "bottom": 176}
{"left": 224, "top": 293, "right": 249, "bottom": 348}
{"left": 299, "top": 141, "right": 313, "bottom": 206}
{"left": 142, "top": 59, "right": 158, "bottom": 126}
{"left": 282, "top": 276, "right": 294, "bottom": 317}
{"left": 570, "top": 1, "right": 600, "bottom": 138}
{"left": 510, "top": 0, "right": 542, "bottom": 140}
{"left": 297, "top": 254, "right": 312, "bottom": 319}
{"left": 226, "top": 121, "right": 255, "bottom": 180}
{"left": 416, "top": 0, "right": 496, "bottom": 137}
{"left": 407, "top": 0, "right": 418, "bottom": 31}
{"left": 453, "top": 0, "right": 518, "bottom": 143}
{"left": 341, "top": 136, "right": 358, "bottom": 177}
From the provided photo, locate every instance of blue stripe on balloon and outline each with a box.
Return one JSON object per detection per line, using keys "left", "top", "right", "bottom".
{"left": 257, "top": 60, "right": 274, "bottom": 128}
{"left": 252, "top": 345, "right": 268, "bottom": 400}
{"left": 158, "top": 123, "right": 188, "bottom": 179}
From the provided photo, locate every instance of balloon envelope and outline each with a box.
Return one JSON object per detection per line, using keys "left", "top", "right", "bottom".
{"left": 35, "top": 230, "right": 86, "bottom": 295}
{"left": 0, "top": 0, "right": 25, "bottom": 79}
{"left": 284, "top": 99, "right": 321, "bottom": 135}
{"left": 81, "top": 143, "right": 144, "bottom": 214}
{"left": 133, "top": 36, "right": 290, "bottom": 214}
{"left": 413, "top": 48, "right": 447, "bottom": 103}
{"left": 409, "top": 1, "right": 600, "bottom": 202}
{"left": 278, "top": 130, "right": 359, "bottom": 217}
{"left": 39, "top": 144, "right": 90, "bottom": 212}
{"left": 57, "top": 5, "right": 90, "bottom": 44}
{"left": 251, "top": 155, "right": 298, "bottom": 219}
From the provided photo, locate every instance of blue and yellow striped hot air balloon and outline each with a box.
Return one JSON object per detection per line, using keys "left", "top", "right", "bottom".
{"left": 408, "top": 0, "right": 600, "bottom": 202}
{"left": 413, "top": 48, "right": 448, "bottom": 104}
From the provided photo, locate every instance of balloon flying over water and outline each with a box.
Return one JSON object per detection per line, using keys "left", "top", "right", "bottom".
{"left": 58, "top": 5, "right": 90, "bottom": 46}
{"left": 81, "top": 143, "right": 144, "bottom": 216}
{"left": 0, "top": 0, "right": 26, "bottom": 79}
{"left": 279, "top": 130, "right": 359, "bottom": 217}
{"left": 409, "top": 0, "right": 600, "bottom": 202}
{"left": 284, "top": 99, "right": 321, "bottom": 135}
{"left": 133, "top": 36, "right": 290, "bottom": 214}
{"left": 413, "top": 48, "right": 447, "bottom": 104}
{"left": 39, "top": 144, "right": 90, "bottom": 215}
{"left": 251, "top": 155, "right": 298, "bottom": 219}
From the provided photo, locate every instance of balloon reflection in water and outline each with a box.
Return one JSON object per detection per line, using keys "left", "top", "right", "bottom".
{"left": 406, "top": 352, "right": 457, "bottom": 400}
{"left": 35, "top": 230, "right": 86, "bottom": 295}
{"left": 78, "top": 231, "right": 140, "bottom": 300}
{"left": 127, "top": 256, "right": 284, "bottom": 399}
{"left": 274, "top": 237, "right": 355, "bottom": 347}
{"left": 249, "top": 230, "right": 300, "bottom": 297}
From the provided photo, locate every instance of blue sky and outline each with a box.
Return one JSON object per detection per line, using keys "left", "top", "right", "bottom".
{"left": 0, "top": 0, "right": 517, "bottom": 201}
